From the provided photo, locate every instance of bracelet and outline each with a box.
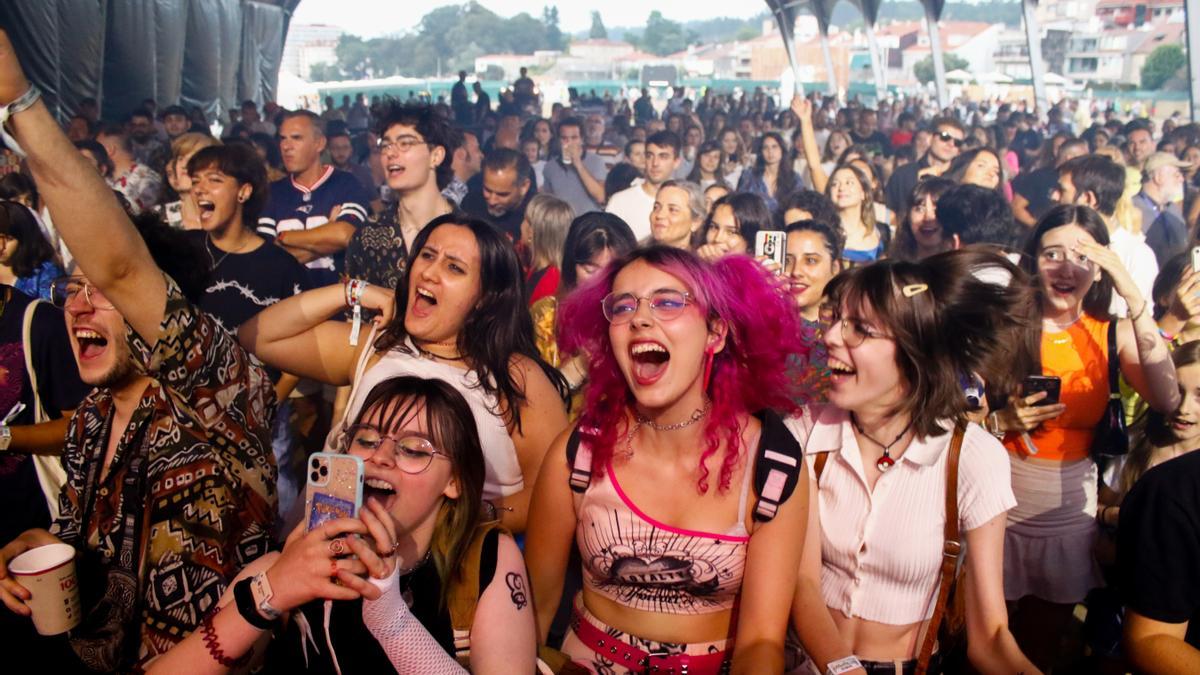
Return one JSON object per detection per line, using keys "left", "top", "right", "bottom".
{"left": 344, "top": 278, "right": 368, "bottom": 308}
{"left": 0, "top": 84, "right": 41, "bottom": 159}
{"left": 1159, "top": 327, "right": 1177, "bottom": 342}
{"left": 826, "top": 655, "right": 864, "bottom": 675}
{"left": 233, "top": 577, "right": 277, "bottom": 630}
{"left": 199, "top": 610, "right": 252, "bottom": 668}
{"left": 1128, "top": 301, "right": 1147, "bottom": 322}
{"left": 985, "top": 412, "right": 1005, "bottom": 439}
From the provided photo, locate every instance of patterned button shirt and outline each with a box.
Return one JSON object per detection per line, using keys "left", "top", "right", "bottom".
{"left": 344, "top": 208, "right": 409, "bottom": 290}
{"left": 51, "top": 275, "right": 277, "bottom": 670}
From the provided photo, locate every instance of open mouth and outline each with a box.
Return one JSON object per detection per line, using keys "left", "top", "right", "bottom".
{"left": 197, "top": 199, "right": 215, "bottom": 219}
{"left": 828, "top": 356, "right": 856, "bottom": 382}
{"left": 74, "top": 328, "right": 109, "bottom": 361}
{"left": 410, "top": 287, "right": 438, "bottom": 318}
{"left": 1171, "top": 418, "right": 1196, "bottom": 432}
{"left": 364, "top": 477, "right": 397, "bottom": 508}
{"left": 916, "top": 225, "right": 941, "bottom": 237}
{"left": 629, "top": 341, "right": 670, "bottom": 386}
{"left": 1049, "top": 281, "right": 1077, "bottom": 296}
{"left": 386, "top": 163, "right": 405, "bottom": 180}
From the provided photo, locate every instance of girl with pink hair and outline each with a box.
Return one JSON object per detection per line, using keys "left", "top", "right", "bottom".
{"left": 526, "top": 245, "right": 812, "bottom": 673}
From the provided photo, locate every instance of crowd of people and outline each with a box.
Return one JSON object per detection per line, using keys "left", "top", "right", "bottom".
{"left": 0, "top": 25, "right": 1198, "bottom": 673}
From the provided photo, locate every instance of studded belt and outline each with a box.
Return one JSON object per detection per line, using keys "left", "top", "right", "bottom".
{"left": 570, "top": 601, "right": 730, "bottom": 674}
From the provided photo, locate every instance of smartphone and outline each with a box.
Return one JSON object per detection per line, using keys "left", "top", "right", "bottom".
{"left": 755, "top": 230, "right": 787, "bottom": 274}
{"left": 1022, "top": 375, "right": 1061, "bottom": 406}
{"left": 1191, "top": 246, "right": 1200, "bottom": 273}
{"left": 304, "top": 452, "right": 364, "bottom": 531}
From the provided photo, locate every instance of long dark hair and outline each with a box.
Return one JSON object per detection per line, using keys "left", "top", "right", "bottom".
{"left": 753, "top": 131, "right": 798, "bottom": 197}
{"left": 889, "top": 177, "right": 955, "bottom": 262}
{"left": 0, "top": 200, "right": 55, "bottom": 278}
{"left": 375, "top": 214, "right": 568, "bottom": 429}
{"left": 1020, "top": 205, "right": 1115, "bottom": 322}
{"left": 559, "top": 212, "right": 637, "bottom": 294}
{"left": 692, "top": 192, "right": 772, "bottom": 250}
{"left": 1015, "top": 204, "right": 1116, "bottom": 379}
{"left": 349, "top": 376, "right": 484, "bottom": 605}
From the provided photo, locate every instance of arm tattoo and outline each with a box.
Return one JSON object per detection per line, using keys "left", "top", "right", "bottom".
{"left": 505, "top": 572, "right": 528, "bottom": 610}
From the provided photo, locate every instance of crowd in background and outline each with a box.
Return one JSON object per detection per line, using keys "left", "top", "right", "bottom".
{"left": 0, "top": 30, "right": 1198, "bottom": 672}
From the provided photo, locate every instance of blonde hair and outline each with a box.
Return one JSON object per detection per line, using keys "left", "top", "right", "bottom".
{"left": 526, "top": 193, "right": 574, "bottom": 269}
{"left": 1092, "top": 147, "right": 1144, "bottom": 233}
{"left": 170, "top": 132, "right": 220, "bottom": 163}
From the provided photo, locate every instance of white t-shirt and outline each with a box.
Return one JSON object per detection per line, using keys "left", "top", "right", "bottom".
{"left": 606, "top": 179, "right": 655, "bottom": 240}
{"left": 1108, "top": 226, "right": 1159, "bottom": 316}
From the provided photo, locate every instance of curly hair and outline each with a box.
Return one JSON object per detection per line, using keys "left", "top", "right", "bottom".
{"left": 558, "top": 245, "right": 808, "bottom": 493}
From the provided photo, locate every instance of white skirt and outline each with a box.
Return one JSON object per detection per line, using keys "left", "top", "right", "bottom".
{"left": 1003, "top": 455, "right": 1103, "bottom": 604}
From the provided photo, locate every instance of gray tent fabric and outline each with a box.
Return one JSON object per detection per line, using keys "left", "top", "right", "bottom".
{"left": 102, "top": 0, "right": 159, "bottom": 121}
{"left": 0, "top": 0, "right": 292, "bottom": 123}
{"left": 240, "top": 2, "right": 286, "bottom": 107}
{"left": 179, "top": 0, "right": 245, "bottom": 120}
{"left": 154, "top": 0, "right": 188, "bottom": 111}
{"left": 0, "top": 0, "right": 106, "bottom": 121}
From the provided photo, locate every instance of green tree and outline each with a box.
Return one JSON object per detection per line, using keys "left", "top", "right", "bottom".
{"left": 913, "top": 53, "right": 970, "bottom": 84}
{"left": 640, "top": 11, "right": 690, "bottom": 56}
{"left": 589, "top": 11, "right": 608, "bottom": 39}
{"left": 1141, "top": 44, "right": 1186, "bottom": 90}
{"left": 543, "top": 6, "right": 564, "bottom": 50}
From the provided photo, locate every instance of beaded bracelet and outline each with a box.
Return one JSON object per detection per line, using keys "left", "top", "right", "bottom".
{"left": 200, "top": 610, "right": 251, "bottom": 668}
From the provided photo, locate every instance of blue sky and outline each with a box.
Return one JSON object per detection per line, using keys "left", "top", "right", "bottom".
{"left": 291, "top": 1, "right": 767, "bottom": 38}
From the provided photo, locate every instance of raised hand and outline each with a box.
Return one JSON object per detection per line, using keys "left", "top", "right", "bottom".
{"left": 0, "top": 30, "right": 31, "bottom": 106}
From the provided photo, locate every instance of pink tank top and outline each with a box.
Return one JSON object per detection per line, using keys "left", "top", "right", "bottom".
{"left": 574, "top": 444, "right": 754, "bottom": 616}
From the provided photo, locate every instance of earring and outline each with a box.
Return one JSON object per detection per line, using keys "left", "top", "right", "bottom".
{"left": 702, "top": 346, "right": 715, "bottom": 390}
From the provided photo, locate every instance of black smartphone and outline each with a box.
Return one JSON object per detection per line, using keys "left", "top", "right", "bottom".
{"left": 1022, "top": 375, "right": 1061, "bottom": 406}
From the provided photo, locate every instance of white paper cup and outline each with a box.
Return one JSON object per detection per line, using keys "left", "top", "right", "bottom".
{"left": 8, "top": 543, "right": 81, "bottom": 635}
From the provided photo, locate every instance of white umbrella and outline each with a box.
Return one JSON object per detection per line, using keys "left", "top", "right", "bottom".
{"left": 945, "top": 69, "right": 974, "bottom": 83}
{"left": 1043, "top": 72, "right": 1070, "bottom": 86}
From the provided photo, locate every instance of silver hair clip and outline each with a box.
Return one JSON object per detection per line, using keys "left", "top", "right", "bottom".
{"left": 901, "top": 283, "right": 929, "bottom": 297}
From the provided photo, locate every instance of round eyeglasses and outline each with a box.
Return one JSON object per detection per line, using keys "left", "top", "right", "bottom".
{"left": 601, "top": 289, "right": 693, "bottom": 325}
{"left": 829, "top": 312, "right": 889, "bottom": 348}
{"left": 339, "top": 424, "right": 449, "bottom": 475}
{"left": 50, "top": 276, "right": 115, "bottom": 310}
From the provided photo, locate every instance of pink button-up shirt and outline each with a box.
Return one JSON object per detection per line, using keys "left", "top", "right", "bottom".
{"left": 786, "top": 405, "right": 1016, "bottom": 625}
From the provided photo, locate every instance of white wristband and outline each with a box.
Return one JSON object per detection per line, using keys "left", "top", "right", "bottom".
{"left": 826, "top": 655, "right": 863, "bottom": 675}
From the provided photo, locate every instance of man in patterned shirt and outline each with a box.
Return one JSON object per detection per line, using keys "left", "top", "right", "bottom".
{"left": 344, "top": 103, "right": 457, "bottom": 290}
{"left": 96, "top": 120, "right": 163, "bottom": 215}
{"left": 0, "top": 32, "right": 276, "bottom": 672}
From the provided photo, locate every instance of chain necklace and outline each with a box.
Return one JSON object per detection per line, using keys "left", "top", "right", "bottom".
{"left": 624, "top": 399, "right": 712, "bottom": 457}
{"left": 205, "top": 235, "right": 256, "bottom": 270}
{"left": 850, "top": 413, "right": 914, "bottom": 472}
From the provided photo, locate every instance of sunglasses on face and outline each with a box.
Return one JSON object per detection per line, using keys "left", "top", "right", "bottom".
{"left": 936, "top": 131, "right": 966, "bottom": 148}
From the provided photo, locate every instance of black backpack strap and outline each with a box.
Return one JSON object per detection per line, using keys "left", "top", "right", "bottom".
{"left": 753, "top": 410, "right": 804, "bottom": 523}
{"left": 1107, "top": 319, "right": 1120, "bottom": 400}
{"left": 566, "top": 425, "right": 595, "bottom": 493}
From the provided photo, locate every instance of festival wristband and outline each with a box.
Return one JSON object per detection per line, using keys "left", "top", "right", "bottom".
{"left": 0, "top": 84, "right": 41, "bottom": 159}
{"left": 345, "top": 279, "right": 368, "bottom": 347}
{"left": 233, "top": 577, "right": 277, "bottom": 630}
{"left": 250, "top": 572, "right": 282, "bottom": 620}
{"left": 0, "top": 425, "right": 11, "bottom": 451}
{"left": 826, "top": 655, "right": 864, "bottom": 675}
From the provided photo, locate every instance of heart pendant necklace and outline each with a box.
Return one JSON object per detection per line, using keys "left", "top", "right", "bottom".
{"left": 850, "top": 413, "right": 914, "bottom": 472}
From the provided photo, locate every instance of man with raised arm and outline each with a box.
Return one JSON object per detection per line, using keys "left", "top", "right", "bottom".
{"left": 0, "top": 31, "right": 276, "bottom": 671}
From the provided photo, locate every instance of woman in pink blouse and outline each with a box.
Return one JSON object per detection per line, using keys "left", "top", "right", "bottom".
{"left": 789, "top": 249, "right": 1040, "bottom": 674}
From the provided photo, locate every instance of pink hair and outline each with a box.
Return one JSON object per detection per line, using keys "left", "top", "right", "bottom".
{"left": 559, "top": 246, "right": 810, "bottom": 494}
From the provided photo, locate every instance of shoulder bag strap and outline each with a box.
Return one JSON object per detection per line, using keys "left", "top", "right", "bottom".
{"left": 752, "top": 410, "right": 803, "bottom": 522}
{"left": 916, "top": 419, "right": 966, "bottom": 674}
{"left": 447, "top": 521, "right": 506, "bottom": 666}
{"left": 1107, "top": 319, "right": 1120, "bottom": 400}
{"left": 21, "top": 298, "right": 46, "bottom": 422}
{"left": 23, "top": 299, "right": 67, "bottom": 522}
{"left": 813, "top": 451, "right": 830, "bottom": 485}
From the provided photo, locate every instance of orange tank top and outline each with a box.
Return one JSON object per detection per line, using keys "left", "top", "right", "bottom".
{"left": 1004, "top": 314, "right": 1110, "bottom": 462}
